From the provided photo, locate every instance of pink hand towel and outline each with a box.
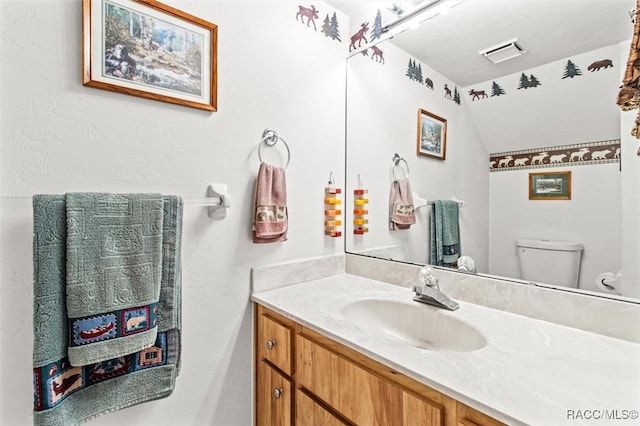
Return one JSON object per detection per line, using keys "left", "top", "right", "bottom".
{"left": 389, "top": 178, "right": 416, "bottom": 230}
{"left": 253, "top": 162, "right": 288, "bottom": 243}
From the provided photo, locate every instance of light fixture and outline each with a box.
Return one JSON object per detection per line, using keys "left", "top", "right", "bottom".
{"left": 385, "top": 0, "right": 465, "bottom": 33}
{"left": 348, "top": 0, "right": 464, "bottom": 57}
{"left": 382, "top": 0, "right": 445, "bottom": 37}
{"left": 479, "top": 38, "right": 526, "bottom": 64}
{"left": 388, "top": 3, "right": 407, "bottom": 17}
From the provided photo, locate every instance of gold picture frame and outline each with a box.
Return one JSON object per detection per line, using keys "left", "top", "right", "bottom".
{"left": 529, "top": 171, "right": 572, "bottom": 200}
{"left": 417, "top": 108, "right": 447, "bottom": 160}
{"left": 83, "top": 0, "right": 218, "bottom": 111}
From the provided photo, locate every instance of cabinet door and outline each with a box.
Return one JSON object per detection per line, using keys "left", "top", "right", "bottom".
{"left": 295, "top": 389, "right": 348, "bottom": 426}
{"left": 257, "top": 308, "right": 292, "bottom": 375}
{"left": 256, "top": 360, "right": 292, "bottom": 426}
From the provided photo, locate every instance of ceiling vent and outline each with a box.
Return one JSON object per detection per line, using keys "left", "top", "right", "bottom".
{"left": 479, "top": 38, "right": 526, "bottom": 64}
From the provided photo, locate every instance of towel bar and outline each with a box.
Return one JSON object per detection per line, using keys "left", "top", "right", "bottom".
{"left": 0, "top": 183, "right": 231, "bottom": 219}
{"left": 413, "top": 194, "right": 466, "bottom": 210}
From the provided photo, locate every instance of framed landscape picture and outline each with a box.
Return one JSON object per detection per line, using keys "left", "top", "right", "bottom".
{"left": 83, "top": 0, "right": 218, "bottom": 111}
{"left": 529, "top": 171, "right": 572, "bottom": 200}
{"left": 417, "top": 108, "right": 447, "bottom": 160}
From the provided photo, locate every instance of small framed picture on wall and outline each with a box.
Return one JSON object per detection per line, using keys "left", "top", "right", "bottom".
{"left": 529, "top": 171, "right": 571, "bottom": 200}
{"left": 416, "top": 108, "right": 447, "bottom": 160}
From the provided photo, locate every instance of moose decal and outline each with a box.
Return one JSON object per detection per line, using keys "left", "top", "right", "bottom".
{"left": 468, "top": 89, "right": 488, "bottom": 100}
{"left": 349, "top": 22, "right": 369, "bottom": 51}
{"left": 296, "top": 5, "right": 319, "bottom": 30}
{"left": 370, "top": 46, "right": 384, "bottom": 64}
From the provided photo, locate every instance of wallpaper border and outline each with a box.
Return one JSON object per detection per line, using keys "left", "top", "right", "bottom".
{"left": 489, "top": 139, "right": 620, "bottom": 172}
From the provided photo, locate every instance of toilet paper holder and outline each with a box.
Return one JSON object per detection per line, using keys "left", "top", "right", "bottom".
{"left": 596, "top": 271, "right": 622, "bottom": 294}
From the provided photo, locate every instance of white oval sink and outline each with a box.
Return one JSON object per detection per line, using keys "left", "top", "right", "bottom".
{"left": 341, "top": 298, "right": 487, "bottom": 352}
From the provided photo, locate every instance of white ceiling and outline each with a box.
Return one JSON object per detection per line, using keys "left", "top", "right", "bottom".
{"left": 329, "top": 0, "right": 635, "bottom": 86}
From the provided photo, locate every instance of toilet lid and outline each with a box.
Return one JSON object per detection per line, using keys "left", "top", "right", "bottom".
{"left": 516, "top": 238, "right": 583, "bottom": 251}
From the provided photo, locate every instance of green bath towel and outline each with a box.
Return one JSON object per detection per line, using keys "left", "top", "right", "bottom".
{"left": 32, "top": 194, "right": 183, "bottom": 425}
{"left": 65, "top": 193, "right": 165, "bottom": 366}
{"left": 430, "top": 200, "right": 461, "bottom": 267}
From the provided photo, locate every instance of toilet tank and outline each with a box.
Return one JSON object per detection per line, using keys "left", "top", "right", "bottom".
{"left": 515, "top": 239, "right": 583, "bottom": 288}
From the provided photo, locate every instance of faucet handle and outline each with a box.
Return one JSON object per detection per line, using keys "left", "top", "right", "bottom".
{"left": 419, "top": 266, "right": 438, "bottom": 288}
{"left": 457, "top": 255, "right": 476, "bottom": 273}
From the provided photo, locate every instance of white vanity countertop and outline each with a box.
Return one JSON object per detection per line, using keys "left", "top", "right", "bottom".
{"left": 251, "top": 273, "right": 640, "bottom": 426}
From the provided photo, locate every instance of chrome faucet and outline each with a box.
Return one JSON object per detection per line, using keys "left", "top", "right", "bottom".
{"left": 412, "top": 266, "right": 459, "bottom": 311}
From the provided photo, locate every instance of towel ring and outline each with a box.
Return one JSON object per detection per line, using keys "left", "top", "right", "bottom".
{"left": 258, "top": 128, "right": 290, "bottom": 169}
{"left": 391, "top": 153, "right": 409, "bottom": 180}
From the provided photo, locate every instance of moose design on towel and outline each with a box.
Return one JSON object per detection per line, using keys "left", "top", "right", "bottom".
{"left": 255, "top": 205, "right": 286, "bottom": 222}
{"left": 393, "top": 204, "right": 415, "bottom": 217}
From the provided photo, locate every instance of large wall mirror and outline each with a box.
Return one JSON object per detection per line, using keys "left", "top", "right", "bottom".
{"left": 337, "top": 0, "right": 639, "bottom": 302}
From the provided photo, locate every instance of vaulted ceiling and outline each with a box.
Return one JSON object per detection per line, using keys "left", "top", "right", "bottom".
{"left": 329, "top": 0, "right": 634, "bottom": 86}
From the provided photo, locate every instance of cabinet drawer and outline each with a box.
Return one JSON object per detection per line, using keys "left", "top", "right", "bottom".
{"left": 257, "top": 307, "right": 292, "bottom": 375}
{"left": 257, "top": 360, "right": 292, "bottom": 426}
{"left": 296, "top": 335, "right": 432, "bottom": 426}
{"left": 297, "top": 334, "right": 396, "bottom": 424}
{"left": 297, "top": 334, "right": 442, "bottom": 426}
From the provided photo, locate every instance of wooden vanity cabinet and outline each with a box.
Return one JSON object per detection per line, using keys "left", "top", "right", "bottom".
{"left": 254, "top": 304, "right": 504, "bottom": 426}
{"left": 256, "top": 305, "right": 295, "bottom": 426}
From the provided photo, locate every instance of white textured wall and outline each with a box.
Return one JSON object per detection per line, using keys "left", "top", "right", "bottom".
{"left": 489, "top": 164, "right": 621, "bottom": 292}
{"left": 467, "top": 44, "right": 622, "bottom": 153}
{"left": 0, "top": 1, "right": 346, "bottom": 425}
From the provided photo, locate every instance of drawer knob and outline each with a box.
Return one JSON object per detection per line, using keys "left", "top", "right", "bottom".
{"left": 273, "top": 388, "right": 283, "bottom": 399}
{"left": 265, "top": 340, "right": 276, "bottom": 350}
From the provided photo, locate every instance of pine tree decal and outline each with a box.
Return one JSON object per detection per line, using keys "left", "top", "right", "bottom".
{"left": 405, "top": 59, "right": 423, "bottom": 84}
{"left": 416, "top": 63, "right": 424, "bottom": 83}
{"left": 491, "top": 81, "right": 506, "bottom": 96}
{"left": 370, "top": 10, "right": 384, "bottom": 41}
{"left": 327, "top": 12, "right": 341, "bottom": 42}
{"left": 517, "top": 73, "right": 530, "bottom": 89}
{"left": 529, "top": 74, "right": 541, "bottom": 87}
{"left": 453, "top": 86, "right": 461, "bottom": 105}
{"left": 406, "top": 59, "right": 414, "bottom": 80}
{"left": 321, "top": 14, "right": 331, "bottom": 36}
{"left": 562, "top": 60, "right": 582, "bottom": 79}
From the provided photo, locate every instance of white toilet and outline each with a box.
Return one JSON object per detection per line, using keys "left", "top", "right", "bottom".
{"left": 515, "top": 239, "right": 583, "bottom": 288}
